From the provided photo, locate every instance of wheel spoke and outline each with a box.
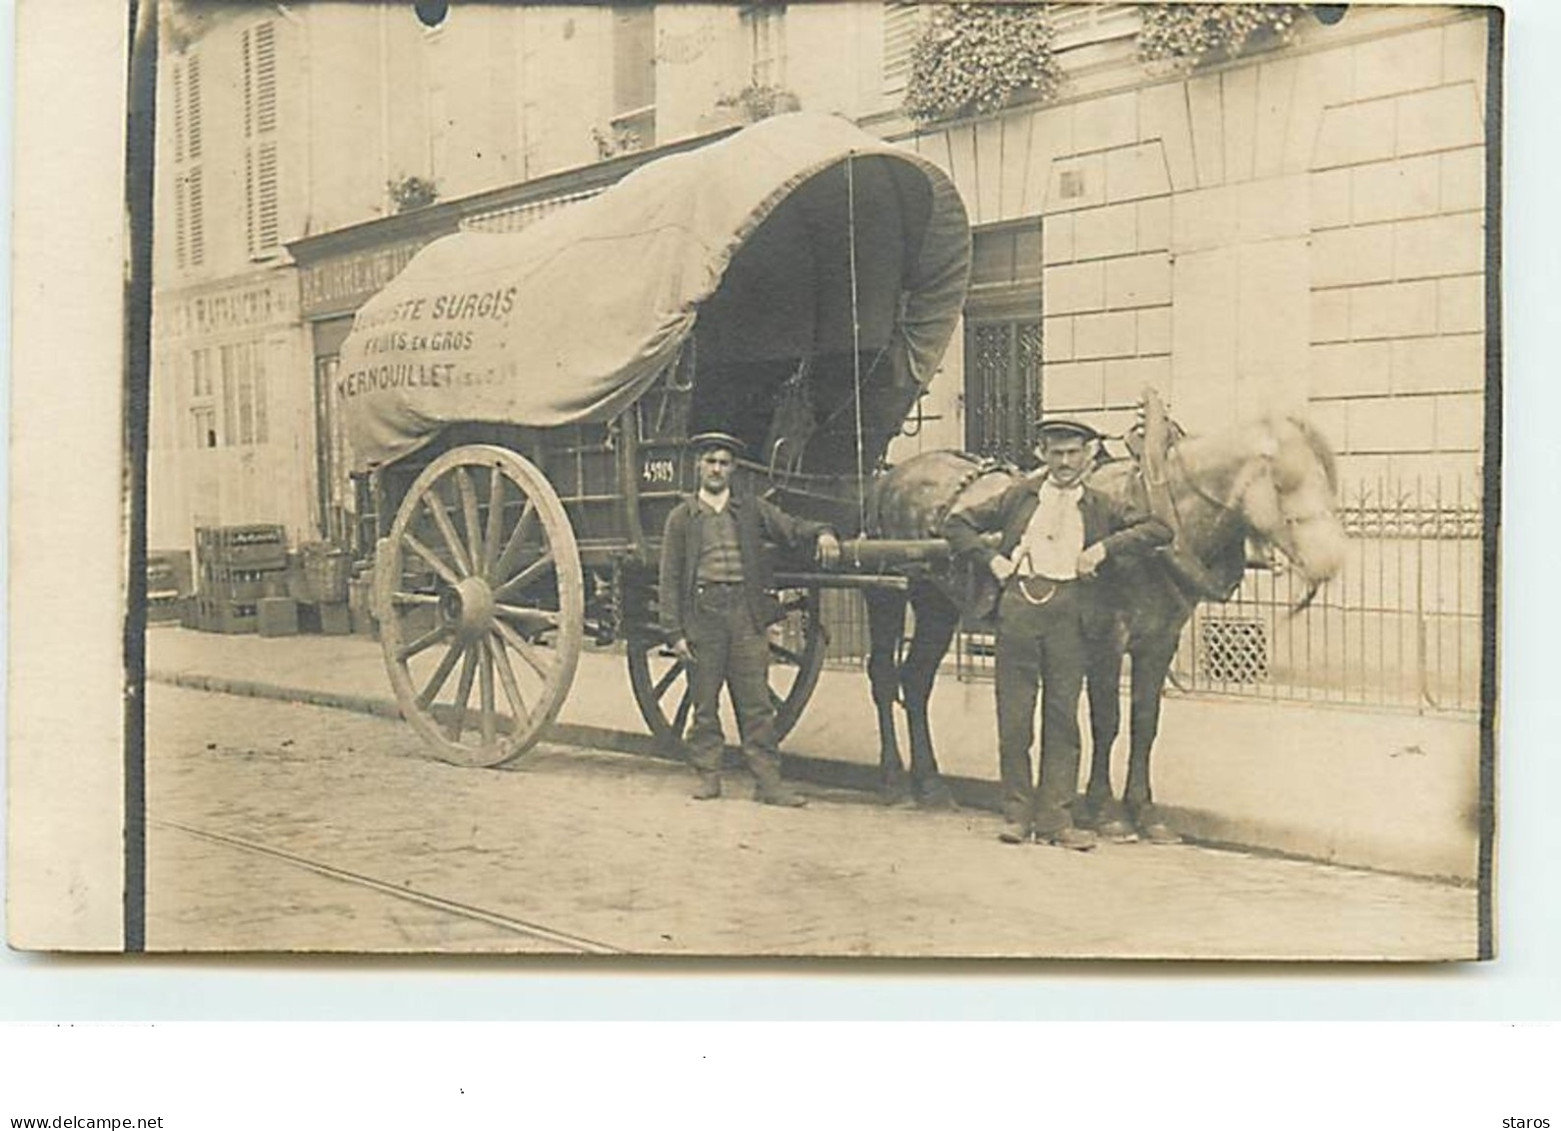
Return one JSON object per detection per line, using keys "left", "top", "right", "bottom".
{"left": 651, "top": 659, "right": 685, "bottom": 700}
{"left": 670, "top": 689, "right": 693, "bottom": 737}
{"left": 488, "top": 633, "right": 531, "bottom": 724}
{"left": 482, "top": 465, "right": 507, "bottom": 577}
{"left": 769, "top": 642, "right": 803, "bottom": 667}
{"left": 391, "top": 590, "right": 440, "bottom": 606}
{"left": 445, "top": 645, "right": 479, "bottom": 741}
{"left": 455, "top": 467, "right": 484, "bottom": 571}
{"left": 494, "top": 618, "right": 557, "bottom": 683}
{"left": 415, "top": 639, "right": 464, "bottom": 709}
{"left": 403, "top": 532, "right": 461, "bottom": 588}
{"left": 769, "top": 689, "right": 785, "bottom": 713}
{"left": 489, "top": 498, "right": 537, "bottom": 584}
{"left": 423, "top": 486, "right": 474, "bottom": 577}
{"left": 494, "top": 603, "right": 560, "bottom": 637}
{"left": 397, "top": 622, "right": 452, "bottom": 662}
{"left": 493, "top": 552, "right": 555, "bottom": 603}
{"left": 479, "top": 639, "right": 497, "bottom": 747}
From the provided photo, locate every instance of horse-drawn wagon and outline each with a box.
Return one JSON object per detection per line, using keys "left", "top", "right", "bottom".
{"left": 338, "top": 112, "right": 974, "bottom": 769}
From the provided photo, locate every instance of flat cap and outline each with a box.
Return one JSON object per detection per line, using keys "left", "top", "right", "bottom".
{"left": 688, "top": 430, "right": 748, "bottom": 456}
{"left": 1034, "top": 418, "right": 1101, "bottom": 443}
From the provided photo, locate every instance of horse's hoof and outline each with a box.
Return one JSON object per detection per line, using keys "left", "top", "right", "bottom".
{"left": 1140, "top": 822, "right": 1182, "bottom": 846}
{"left": 878, "top": 783, "right": 914, "bottom": 807}
{"left": 1097, "top": 819, "right": 1138, "bottom": 844}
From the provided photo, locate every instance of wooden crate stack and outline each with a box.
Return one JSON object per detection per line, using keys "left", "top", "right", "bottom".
{"left": 186, "top": 525, "right": 289, "bottom": 634}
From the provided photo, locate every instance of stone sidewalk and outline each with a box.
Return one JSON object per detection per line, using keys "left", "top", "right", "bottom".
{"left": 144, "top": 684, "right": 1479, "bottom": 959}
{"left": 145, "top": 624, "right": 1483, "bottom": 881}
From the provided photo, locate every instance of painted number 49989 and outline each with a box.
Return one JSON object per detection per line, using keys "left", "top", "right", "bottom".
{"left": 640, "top": 457, "right": 677, "bottom": 485}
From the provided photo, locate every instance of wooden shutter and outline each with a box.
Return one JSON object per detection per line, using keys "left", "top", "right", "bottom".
{"left": 186, "top": 53, "right": 203, "bottom": 159}
{"left": 187, "top": 167, "right": 204, "bottom": 266}
{"left": 882, "top": 3, "right": 925, "bottom": 95}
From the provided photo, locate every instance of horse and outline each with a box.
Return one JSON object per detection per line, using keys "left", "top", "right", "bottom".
{"left": 861, "top": 408, "right": 1349, "bottom": 841}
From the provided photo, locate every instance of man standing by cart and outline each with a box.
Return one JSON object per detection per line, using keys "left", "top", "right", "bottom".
{"left": 945, "top": 419, "right": 1171, "bottom": 849}
{"left": 659, "top": 432, "right": 842, "bottom": 805}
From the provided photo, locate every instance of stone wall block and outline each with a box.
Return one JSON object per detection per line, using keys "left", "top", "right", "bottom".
{"left": 1310, "top": 168, "right": 1353, "bottom": 230}
{"left": 1043, "top": 261, "right": 1105, "bottom": 315}
{"left": 1043, "top": 315, "right": 1074, "bottom": 362}
{"left": 1171, "top": 184, "right": 1239, "bottom": 252}
{"left": 1352, "top": 24, "right": 1444, "bottom": 102}
{"left": 1105, "top": 141, "right": 1172, "bottom": 204}
{"left": 1137, "top": 306, "right": 1172, "bottom": 355}
{"left": 1137, "top": 81, "right": 1198, "bottom": 190}
{"left": 1073, "top": 311, "right": 1138, "bottom": 360}
{"left": 1434, "top": 392, "right": 1486, "bottom": 451}
{"left": 1311, "top": 225, "right": 1395, "bottom": 288}
{"left": 1348, "top": 395, "right": 1436, "bottom": 452}
{"left": 1439, "top": 146, "right": 1485, "bottom": 213}
{"left": 1311, "top": 289, "right": 1351, "bottom": 343}
{"left": 1351, "top": 154, "right": 1441, "bottom": 224}
{"left": 1073, "top": 201, "right": 1139, "bottom": 260}
{"left": 1310, "top": 340, "right": 1393, "bottom": 399}
{"left": 1137, "top": 196, "right": 1171, "bottom": 251}
{"left": 1349, "top": 280, "right": 1439, "bottom": 340}
{"left": 1391, "top": 334, "right": 1485, "bottom": 395}
{"left": 1396, "top": 83, "right": 1483, "bottom": 156}
{"left": 1393, "top": 212, "right": 1484, "bottom": 280}
{"left": 1314, "top": 99, "right": 1397, "bottom": 169}
{"left": 1074, "top": 90, "right": 1138, "bottom": 151}
{"left": 1104, "top": 356, "right": 1171, "bottom": 406}
{"left": 1044, "top": 152, "right": 1106, "bottom": 214}
{"left": 1105, "top": 252, "right": 1172, "bottom": 310}
{"left": 1437, "top": 275, "right": 1484, "bottom": 334}
{"left": 1043, "top": 361, "right": 1105, "bottom": 410}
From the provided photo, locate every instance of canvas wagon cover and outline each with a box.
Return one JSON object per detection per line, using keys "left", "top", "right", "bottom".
{"left": 337, "top": 112, "right": 970, "bottom": 471}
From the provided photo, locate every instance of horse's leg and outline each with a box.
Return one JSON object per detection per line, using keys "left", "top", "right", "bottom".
{"left": 1124, "top": 631, "right": 1183, "bottom": 845}
{"left": 901, "top": 585, "right": 959, "bottom": 810}
{"left": 1081, "top": 629, "right": 1134, "bottom": 841}
{"left": 864, "top": 587, "right": 912, "bottom": 804}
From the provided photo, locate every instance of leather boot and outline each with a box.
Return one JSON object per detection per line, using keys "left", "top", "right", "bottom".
{"left": 691, "top": 772, "right": 722, "bottom": 801}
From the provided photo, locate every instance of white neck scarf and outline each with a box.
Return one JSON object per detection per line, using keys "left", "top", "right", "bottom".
{"left": 698, "top": 487, "right": 731, "bottom": 513}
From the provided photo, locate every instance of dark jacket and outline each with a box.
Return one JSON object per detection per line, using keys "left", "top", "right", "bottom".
{"left": 659, "top": 491, "right": 830, "bottom": 639}
{"left": 943, "top": 474, "right": 1172, "bottom": 627}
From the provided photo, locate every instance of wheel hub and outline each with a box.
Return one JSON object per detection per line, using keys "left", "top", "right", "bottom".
{"left": 439, "top": 576, "right": 496, "bottom": 638}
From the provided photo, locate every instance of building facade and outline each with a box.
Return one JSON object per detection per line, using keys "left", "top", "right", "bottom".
{"left": 150, "top": 2, "right": 1493, "bottom": 557}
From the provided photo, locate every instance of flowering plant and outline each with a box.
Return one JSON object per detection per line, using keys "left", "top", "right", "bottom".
{"left": 1136, "top": 3, "right": 1303, "bottom": 71}
{"left": 903, "top": 4, "right": 1063, "bottom": 124}
{"left": 387, "top": 175, "right": 439, "bottom": 213}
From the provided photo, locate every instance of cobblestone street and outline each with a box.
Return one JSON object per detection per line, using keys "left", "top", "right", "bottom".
{"left": 145, "top": 685, "right": 1478, "bottom": 959}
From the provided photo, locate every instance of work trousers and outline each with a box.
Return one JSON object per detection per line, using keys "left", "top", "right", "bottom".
{"left": 994, "top": 579, "right": 1088, "bottom": 835}
{"left": 683, "top": 583, "right": 782, "bottom": 784}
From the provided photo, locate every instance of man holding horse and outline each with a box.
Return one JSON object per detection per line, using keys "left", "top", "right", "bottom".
{"left": 945, "top": 419, "right": 1171, "bottom": 849}
{"left": 659, "top": 430, "right": 842, "bottom": 806}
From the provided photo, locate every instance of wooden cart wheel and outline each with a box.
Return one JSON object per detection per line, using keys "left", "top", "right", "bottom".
{"left": 375, "top": 444, "right": 583, "bottom": 767}
{"left": 627, "top": 587, "right": 826, "bottom": 748}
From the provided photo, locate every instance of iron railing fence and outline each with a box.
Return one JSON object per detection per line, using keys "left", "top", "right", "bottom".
{"left": 819, "top": 476, "right": 1484, "bottom": 717}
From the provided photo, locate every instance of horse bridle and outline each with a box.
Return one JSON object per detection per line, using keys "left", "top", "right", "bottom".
{"left": 1161, "top": 428, "right": 1333, "bottom": 611}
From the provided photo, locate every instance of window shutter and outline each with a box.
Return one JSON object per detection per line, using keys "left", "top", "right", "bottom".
{"left": 882, "top": 2, "right": 925, "bottom": 95}
{"left": 175, "top": 175, "right": 188, "bottom": 269}
{"left": 187, "top": 166, "right": 204, "bottom": 266}
{"left": 186, "top": 53, "right": 203, "bottom": 159}
{"left": 255, "top": 141, "right": 279, "bottom": 254}
{"left": 252, "top": 22, "right": 277, "bottom": 133}
{"left": 173, "top": 66, "right": 185, "bottom": 163}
